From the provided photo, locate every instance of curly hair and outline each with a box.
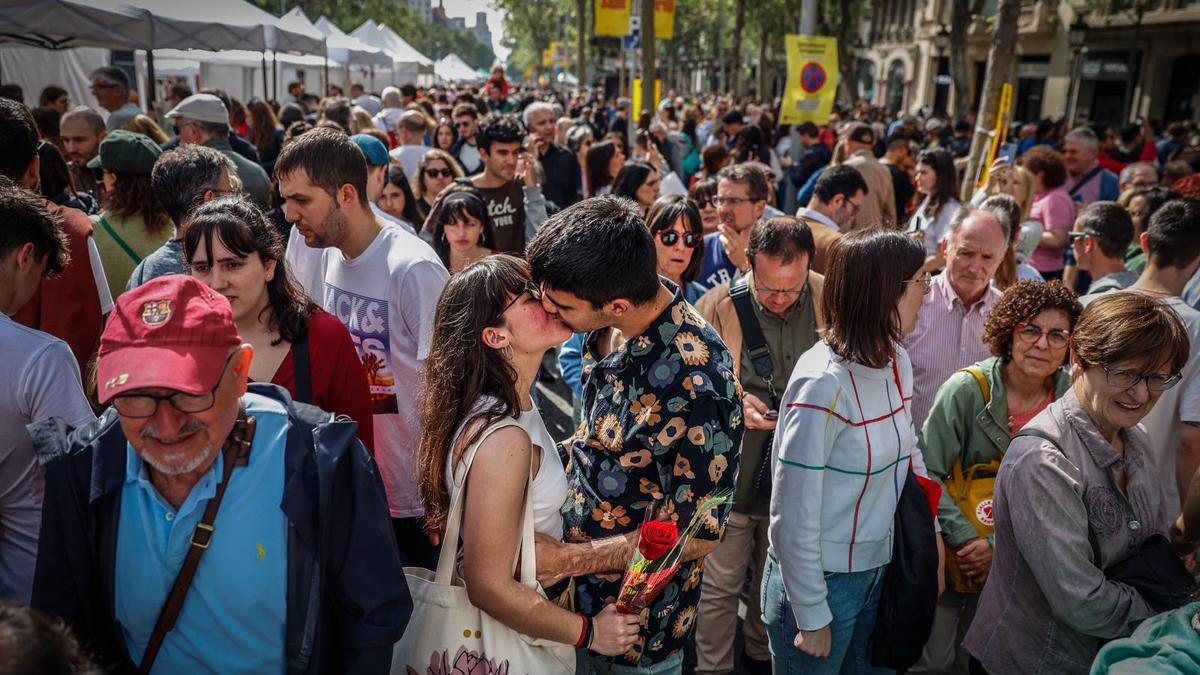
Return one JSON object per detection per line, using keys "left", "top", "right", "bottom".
{"left": 982, "top": 280, "right": 1082, "bottom": 361}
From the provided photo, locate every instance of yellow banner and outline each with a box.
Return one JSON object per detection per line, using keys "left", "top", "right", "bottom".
{"left": 654, "top": 0, "right": 676, "bottom": 40}
{"left": 780, "top": 35, "right": 838, "bottom": 125}
{"left": 632, "top": 79, "right": 661, "bottom": 123}
{"left": 595, "top": 0, "right": 632, "bottom": 37}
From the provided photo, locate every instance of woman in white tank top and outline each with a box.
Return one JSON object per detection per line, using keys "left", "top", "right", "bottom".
{"left": 416, "top": 255, "right": 640, "bottom": 660}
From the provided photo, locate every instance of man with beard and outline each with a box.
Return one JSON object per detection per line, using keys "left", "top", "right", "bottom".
{"left": 280, "top": 128, "right": 448, "bottom": 568}
{"left": 59, "top": 107, "right": 107, "bottom": 200}
{"left": 31, "top": 274, "right": 410, "bottom": 674}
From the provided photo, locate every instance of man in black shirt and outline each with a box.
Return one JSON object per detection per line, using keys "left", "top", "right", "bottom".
{"left": 467, "top": 113, "right": 548, "bottom": 254}
{"left": 881, "top": 135, "right": 917, "bottom": 223}
{"left": 523, "top": 101, "right": 581, "bottom": 209}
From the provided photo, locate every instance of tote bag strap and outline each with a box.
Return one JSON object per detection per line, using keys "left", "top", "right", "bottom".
{"left": 436, "top": 417, "right": 538, "bottom": 586}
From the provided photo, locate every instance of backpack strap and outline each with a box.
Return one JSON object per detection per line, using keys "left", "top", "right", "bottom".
{"left": 959, "top": 365, "right": 991, "bottom": 405}
{"left": 97, "top": 215, "right": 143, "bottom": 265}
{"left": 729, "top": 277, "right": 776, "bottom": 395}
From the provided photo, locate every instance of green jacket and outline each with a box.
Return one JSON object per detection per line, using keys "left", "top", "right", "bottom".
{"left": 919, "top": 355, "right": 1072, "bottom": 548}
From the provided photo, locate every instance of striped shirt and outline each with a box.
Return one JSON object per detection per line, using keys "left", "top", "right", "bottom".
{"left": 769, "top": 341, "right": 926, "bottom": 631}
{"left": 904, "top": 272, "right": 1000, "bottom": 430}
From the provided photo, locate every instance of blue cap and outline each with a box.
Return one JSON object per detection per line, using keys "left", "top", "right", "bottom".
{"left": 350, "top": 133, "right": 389, "bottom": 166}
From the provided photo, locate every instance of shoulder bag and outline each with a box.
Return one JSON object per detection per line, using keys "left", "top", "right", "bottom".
{"left": 390, "top": 418, "right": 576, "bottom": 674}
{"left": 729, "top": 277, "right": 777, "bottom": 500}
{"left": 944, "top": 365, "right": 1002, "bottom": 593}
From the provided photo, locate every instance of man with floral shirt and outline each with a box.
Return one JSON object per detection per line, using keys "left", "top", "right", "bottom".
{"left": 529, "top": 195, "right": 744, "bottom": 674}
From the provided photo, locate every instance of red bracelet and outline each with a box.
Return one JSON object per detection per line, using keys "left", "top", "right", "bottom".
{"left": 574, "top": 613, "right": 589, "bottom": 649}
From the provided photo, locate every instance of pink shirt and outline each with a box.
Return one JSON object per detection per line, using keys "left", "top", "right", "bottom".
{"left": 1029, "top": 186, "right": 1076, "bottom": 273}
{"left": 903, "top": 272, "right": 1001, "bottom": 430}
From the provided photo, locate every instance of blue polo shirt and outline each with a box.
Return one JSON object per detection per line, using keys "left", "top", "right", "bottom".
{"left": 115, "top": 393, "right": 289, "bottom": 673}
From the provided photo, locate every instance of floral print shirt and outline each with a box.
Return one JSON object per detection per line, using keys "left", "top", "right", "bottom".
{"left": 564, "top": 285, "right": 744, "bottom": 667}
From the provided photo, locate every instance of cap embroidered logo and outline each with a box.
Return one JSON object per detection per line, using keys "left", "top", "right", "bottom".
{"left": 141, "top": 300, "right": 172, "bottom": 327}
{"left": 104, "top": 373, "right": 129, "bottom": 391}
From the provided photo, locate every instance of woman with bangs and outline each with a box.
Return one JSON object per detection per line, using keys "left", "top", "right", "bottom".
{"left": 181, "top": 197, "right": 374, "bottom": 451}
{"left": 645, "top": 194, "right": 707, "bottom": 304}
{"left": 427, "top": 187, "right": 499, "bottom": 274}
{"left": 964, "top": 291, "right": 1191, "bottom": 674}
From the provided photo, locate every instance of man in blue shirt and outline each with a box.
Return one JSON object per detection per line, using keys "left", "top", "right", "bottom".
{"left": 698, "top": 164, "right": 770, "bottom": 289}
{"left": 32, "top": 275, "right": 410, "bottom": 674}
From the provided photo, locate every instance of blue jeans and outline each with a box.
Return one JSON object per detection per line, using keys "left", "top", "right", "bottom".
{"left": 576, "top": 649, "right": 683, "bottom": 675}
{"left": 761, "top": 548, "right": 892, "bottom": 675}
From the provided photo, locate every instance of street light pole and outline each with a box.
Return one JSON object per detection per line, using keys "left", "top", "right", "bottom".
{"left": 1066, "top": 15, "right": 1088, "bottom": 127}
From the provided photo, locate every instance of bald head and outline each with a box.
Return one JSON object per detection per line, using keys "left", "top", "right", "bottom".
{"left": 60, "top": 107, "right": 107, "bottom": 167}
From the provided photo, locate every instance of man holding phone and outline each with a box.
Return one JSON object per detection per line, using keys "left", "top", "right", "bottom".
{"left": 693, "top": 216, "right": 826, "bottom": 675}
{"left": 463, "top": 113, "right": 549, "bottom": 254}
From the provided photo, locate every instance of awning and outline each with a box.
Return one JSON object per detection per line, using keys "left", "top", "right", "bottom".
{"left": 350, "top": 19, "right": 432, "bottom": 67}
{"left": 435, "top": 53, "right": 483, "bottom": 83}
{"left": 310, "top": 14, "right": 392, "bottom": 69}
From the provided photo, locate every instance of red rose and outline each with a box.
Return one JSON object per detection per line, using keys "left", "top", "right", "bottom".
{"left": 638, "top": 521, "right": 679, "bottom": 560}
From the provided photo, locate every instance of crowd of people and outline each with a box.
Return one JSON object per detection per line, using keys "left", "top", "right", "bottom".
{"left": 1, "top": 61, "right": 1200, "bottom": 675}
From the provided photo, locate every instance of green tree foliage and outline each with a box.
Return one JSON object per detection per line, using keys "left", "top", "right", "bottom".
{"left": 255, "top": 0, "right": 495, "bottom": 70}
{"left": 492, "top": 0, "right": 570, "bottom": 76}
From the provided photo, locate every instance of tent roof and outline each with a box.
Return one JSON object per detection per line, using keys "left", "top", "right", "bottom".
{"left": 435, "top": 53, "right": 482, "bottom": 83}
{"left": 309, "top": 14, "right": 391, "bottom": 68}
{"left": 0, "top": 0, "right": 325, "bottom": 54}
{"left": 350, "top": 20, "right": 432, "bottom": 67}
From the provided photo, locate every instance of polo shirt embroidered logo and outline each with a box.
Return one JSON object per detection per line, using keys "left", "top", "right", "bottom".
{"left": 141, "top": 300, "right": 172, "bottom": 327}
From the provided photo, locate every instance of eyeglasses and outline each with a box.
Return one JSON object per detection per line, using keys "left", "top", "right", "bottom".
{"left": 425, "top": 168, "right": 454, "bottom": 179}
{"left": 902, "top": 271, "right": 933, "bottom": 294}
{"left": 1102, "top": 367, "right": 1182, "bottom": 392}
{"left": 1067, "top": 230, "right": 1102, "bottom": 242}
{"left": 712, "top": 196, "right": 758, "bottom": 207}
{"left": 757, "top": 282, "right": 806, "bottom": 299}
{"left": 1015, "top": 323, "right": 1071, "bottom": 349}
{"left": 456, "top": 121, "right": 473, "bottom": 129}
{"left": 694, "top": 197, "right": 714, "bottom": 210}
{"left": 657, "top": 230, "right": 701, "bottom": 248}
{"left": 112, "top": 355, "right": 233, "bottom": 419}
{"left": 844, "top": 197, "right": 864, "bottom": 216}
{"left": 496, "top": 282, "right": 542, "bottom": 321}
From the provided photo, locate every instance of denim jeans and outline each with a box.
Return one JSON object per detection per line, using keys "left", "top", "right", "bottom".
{"left": 576, "top": 649, "right": 684, "bottom": 675}
{"left": 760, "top": 547, "right": 892, "bottom": 675}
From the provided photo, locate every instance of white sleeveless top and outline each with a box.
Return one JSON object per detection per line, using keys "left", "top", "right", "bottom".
{"left": 446, "top": 397, "right": 569, "bottom": 538}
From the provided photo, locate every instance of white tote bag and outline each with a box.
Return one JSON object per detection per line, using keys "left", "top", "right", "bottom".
{"left": 391, "top": 419, "right": 577, "bottom": 675}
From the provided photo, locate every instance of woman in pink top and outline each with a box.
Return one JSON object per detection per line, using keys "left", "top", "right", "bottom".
{"left": 1022, "top": 146, "right": 1076, "bottom": 279}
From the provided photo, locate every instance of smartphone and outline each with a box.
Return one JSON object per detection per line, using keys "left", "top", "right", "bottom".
{"left": 765, "top": 410, "right": 779, "bottom": 421}
{"left": 997, "top": 142, "right": 1017, "bottom": 167}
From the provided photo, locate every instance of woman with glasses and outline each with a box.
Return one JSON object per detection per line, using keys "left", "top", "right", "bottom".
{"left": 907, "top": 147, "right": 962, "bottom": 272}
{"left": 764, "top": 229, "right": 935, "bottom": 674}
{"left": 646, "top": 195, "right": 707, "bottom": 304}
{"left": 413, "top": 149, "right": 465, "bottom": 225}
{"left": 915, "top": 280, "right": 1081, "bottom": 673}
{"left": 964, "top": 291, "right": 1189, "bottom": 673}
{"left": 416, "top": 255, "right": 641, "bottom": 664}
{"left": 181, "top": 197, "right": 374, "bottom": 452}
{"left": 427, "top": 187, "right": 498, "bottom": 274}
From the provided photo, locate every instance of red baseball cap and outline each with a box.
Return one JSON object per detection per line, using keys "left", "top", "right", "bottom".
{"left": 97, "top": 275, "right": 242, "bottom": 405}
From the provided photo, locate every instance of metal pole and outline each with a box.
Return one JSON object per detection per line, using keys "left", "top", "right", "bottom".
{"left": 271, "top": 51, "right": 278, "bottom": 102}
{"left": 324, "top": 53, "right": 329, "bottom": 96}
{"left": 799, "top": 0, "right": 816, "bottom": 37}
{"left": 145, "top": 50, "right": 157, "bottom": 108}
{"left": 262, "top": 52, "right": 269, "bottom": 100}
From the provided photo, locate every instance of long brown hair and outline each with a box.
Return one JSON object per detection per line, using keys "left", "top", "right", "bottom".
{"left": 104, "top": 172, "right": 170, "bottom": 236}
{"left": 418, "top": 255, "right": 528, "bottom": 526}
{"left": 822, "top": 228, "right": 924, "bottom": 368}
{"left": 248, "top": 98, "right": 282, "bottom": 157}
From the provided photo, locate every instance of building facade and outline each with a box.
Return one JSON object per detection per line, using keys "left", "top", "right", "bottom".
{"left": 859, "top": 0, "right": 1200, "bottom": 126}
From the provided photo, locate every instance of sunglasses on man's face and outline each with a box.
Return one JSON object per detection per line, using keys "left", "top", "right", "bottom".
{"left": 425, "top": 168, "right": 454, "bottom": 179}
{"left": 657, "top": 230, "right": 701, "bottom": 248}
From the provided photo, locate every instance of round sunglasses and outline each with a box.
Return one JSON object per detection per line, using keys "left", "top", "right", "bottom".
{"left": 657, "top": 230, "right": 701, "bottom": 248}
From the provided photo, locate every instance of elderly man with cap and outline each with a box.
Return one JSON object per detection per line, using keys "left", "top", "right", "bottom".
{"left": 30, "top": 274, "right": 411, "bottom": 674}
{"left": 166, "top": 93, "right": 271, "bottom": 209}
{"left": 86, "top": 130, "right": 170, "bottom": 299}
{"left": 842, "top": 122, "right": 897, "bottom": 230}
{"left": 350, "top": 133, "right": 417, "bottom": 236}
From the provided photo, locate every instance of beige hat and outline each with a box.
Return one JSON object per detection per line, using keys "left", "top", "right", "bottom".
{"left": 164, "top": 93, "right": 229, "bottom": 125}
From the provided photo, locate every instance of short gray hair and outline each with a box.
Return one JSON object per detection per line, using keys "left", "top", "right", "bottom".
{"left": 1119, "top": 162, "right": 1159, "bottom": 185}
{"left": 1063, "top": 127, "right": 1099, "bottom": 151}
{"left": 151, "top": 145, "right": 235, "bottom": 225}
{"left": 522, "top": 101, "right": 556, "bottom": 127}
{"left": 89, "top": 66, "right": 130, "bottom": 95}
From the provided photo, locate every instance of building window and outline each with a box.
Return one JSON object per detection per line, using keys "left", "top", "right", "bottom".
{"left": 1015, "top": 55, "right": 1050, "bottom": 123}
{"left": 887, "top": 60, "right": 906, "bottom": 114}
{"left": 859, "top": 60, "right": 877, "bottom": 103}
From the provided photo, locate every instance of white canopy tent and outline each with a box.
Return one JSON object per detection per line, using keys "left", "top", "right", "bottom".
{"left": 0, "top": 0, "right": 327, "bottom": 107}
{"left": 303, "top": 13, "right": 391, "bottom": 70}
{"left": 435, "top": 54, "right": 483, "bottom": 84}
{"left": 350, "top": 20, "right": 434, "bottom": 87}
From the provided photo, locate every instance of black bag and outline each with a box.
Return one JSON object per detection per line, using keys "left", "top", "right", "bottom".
{"left": 729, "top": 278, "right": 778, "bottom": 500}
{"left": 869, "top": 468, "right": 940, "bottom": 671}
{"left": 1016, "top": 429, "right": 1199, "bottom": 613}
